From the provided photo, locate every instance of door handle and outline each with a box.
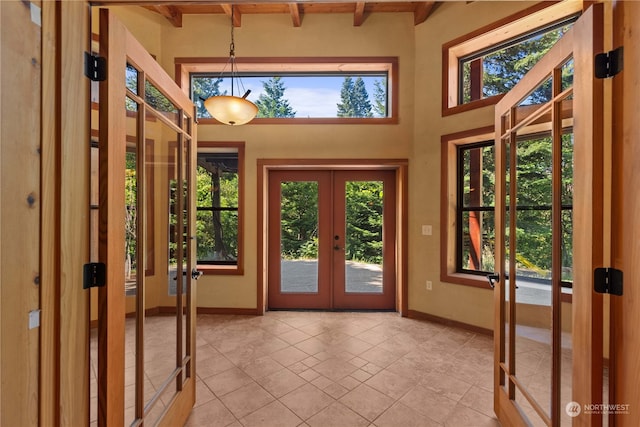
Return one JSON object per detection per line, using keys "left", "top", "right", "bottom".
{"left": 487, "top": 273, "right": 500, "bottom": 288}
{"left": 333, "top": 245, "right": 342, "bottom": 250}
{"left": 191, "top": 268, "right": 203, "bottom": 280}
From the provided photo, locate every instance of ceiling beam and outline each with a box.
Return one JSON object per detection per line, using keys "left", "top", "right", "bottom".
{"left": 353, "top": 2, "right": 365, "bottom": 26}
{"left": 220, "top": 3, "right": 242, "bottom": 27}
{"left": 289, "top": 3, "right": 302, "bottom": 27}
{"left": 414, "top": 2, "right": 436, "bottom": 25}
{"left": 148, "top": 5, "right": 182, "bottom": 27}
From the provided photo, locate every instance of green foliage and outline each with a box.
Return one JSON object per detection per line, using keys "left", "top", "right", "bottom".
{"left": 345, "top": 181, "right": 383, "bottom": 264}
{"left": 482, "top": 26, "right": 572, "bottom": 102}
{"left": 256, "top": 77, "right": 296, "bottom": 118}
{"left": 337, "top": 76, "right": 373, "bottom": 118}
{"left": 372, "top": 79, "right": 387, "bottom": 118}
{"left": 192, "top": 76, "right": 224, "bottom": 118}
{"left": 280, "top": 181, "right": 319, "bottom": 259}
{"left": 195, "top": 165, "right": 239, "bottom": 262}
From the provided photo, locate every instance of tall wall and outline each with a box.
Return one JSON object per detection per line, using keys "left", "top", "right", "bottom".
{"left": 410, "top": 1, "right": 537, "bottom": 330}
{"left": 107, "top": 2, "right": 536, "bottom": 327}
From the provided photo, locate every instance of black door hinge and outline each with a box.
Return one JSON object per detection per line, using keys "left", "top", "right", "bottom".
{"left": 594, "top": 267, "right": 623, "bottom": 296}
{"left": 84, "top": 52, "right": 106, "bottom": 82}
{"left": 83, "top": 262, "right": 106, "bottom": 289}
{"left": 595, "top": 46, "right": 623, "bottom": 79}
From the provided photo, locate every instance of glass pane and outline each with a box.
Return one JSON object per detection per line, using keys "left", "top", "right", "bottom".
{"left": 462, "top": 144, "right": 495, "bottom": 208}
{"left": 195, "top": 150, "right": 239, "bottom": 265}
{"left": 460, "top": 18, "right": 574, "bottom": 104}
{"left": 461, "top": 210, "right": 495, "bottom": 272}
{"left": 513, "top": 128, "right": 553, "bottom": 420}
{"left": 515, "top": 387, "right": 548, "bottom": 427}
{"left": 126, "top": 63, "right": 138, "bottom": 95}
{"left": 192, "top": 73, "right": 388, "bottom": 119}
{"left": 280, "top": 181, "right": 319, "bottom": 293}
{"left": 145, "top": 78, "right": 179, "bottom": 125}
{"left": 560, "top": 58, "right": 574, "bottom": 92}
{"left": 144, "top": 112, "right": 180, "bottom": 425}
{"left": 345, "top": 181, "right": 383, "bottom": 294}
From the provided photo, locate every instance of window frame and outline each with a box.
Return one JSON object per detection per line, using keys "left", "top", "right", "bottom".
{"left": 441, "top": 126, "right": 495, "bottom": 289}
{"left": 175, "top": 57, "right": 399, "bottom": 124}
{"left": 196, "top": 141, "right": 245, "bottom": 276}
{"left": 441, "top": 1, "right": 583, "bottom": 116}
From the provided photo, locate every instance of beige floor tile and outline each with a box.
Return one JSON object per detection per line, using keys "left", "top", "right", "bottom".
{"left": 306, "top": 401, "right": 370, "bottom": 427}
{"left": 219, "top": 382, "right": 275, "bottom": 419}
{"left": 184, "top": 397, "right": 236, "bottom": 427}
{"left": 239, "top": 400, "right": 303, "bottom": 427}
{"left": 202, "top": 367, "right": 254, "bottom": 397}
{"left": 257, "top": 368, "right": 306, "bottom": 398}
{"left": 280, "top": 383, "right": 335, "bottom": 420}
{"left": 365, "top": 368, "right": 419, "bottom": 399}
{"left": 420, "top": 371, "right": 473, "bottom": 402}
{"left": 339, "top": 384, "right": 395, "bottom": 421}
{"left": 374, "top": 402, "right": 442, "bottom": 427}
{"left": 400, "top": 384, "right": 458, "bottom": 424}
{"left": 443, "top": 404, "right": 501, "bottom": 427}
{"left": 313, "top": 357, "right": 359, "bottom": 382}
{"left": 93, "top": 311, "right": 497, "bottom": 426}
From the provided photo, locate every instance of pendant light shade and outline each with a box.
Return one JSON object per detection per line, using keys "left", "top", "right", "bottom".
{"left": 204, "top": 6, "right": 258, "bottom": 125}
{"left": 204, "top": 95, "right": 258, "bottom": 126}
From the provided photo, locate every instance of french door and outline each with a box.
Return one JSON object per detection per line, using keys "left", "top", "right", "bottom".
{"left": 493, "top": 4, "right": 604, "bottom": 426}
{"left": 268, "top": 170, "right": 396, "bottom": 310}
{"left": 97, "top": 10, "right": 197, "bottom": 427}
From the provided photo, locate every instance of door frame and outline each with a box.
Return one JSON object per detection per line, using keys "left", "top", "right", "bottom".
{"left": 493, "top": 4, "right": 604, "bottom": 426}
{"left": 257, "top": 159, "right": 408, "bottom": 315}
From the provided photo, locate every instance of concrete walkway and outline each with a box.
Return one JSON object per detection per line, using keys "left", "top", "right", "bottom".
{"left": 281, "top": 259, "right": 383, "bottom": 294}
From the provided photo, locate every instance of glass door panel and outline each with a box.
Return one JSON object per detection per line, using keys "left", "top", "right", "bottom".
{"left": 333, "top": 171, "right": 395, "bottom": 310}
{"left": 494, "top": 5, "right": 605, "bottom": 425}
{"left": 280, "top": 181, "right": 320, "bottom": 294}
{"left": 343, "top": 181, "right": 384, "bottom": 294}
{"left": 97, "top": 9, "right": 196, "bottom": 427}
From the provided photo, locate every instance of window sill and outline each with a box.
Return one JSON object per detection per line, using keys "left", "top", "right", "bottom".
{"left": 442, "top": 94, "right": 504, "bottom": 117}
{"left": 440, "top": 271, "right": 493, "bottom": 290}
{"left": 197, "top": 265, "right": 244, "bottom": 276}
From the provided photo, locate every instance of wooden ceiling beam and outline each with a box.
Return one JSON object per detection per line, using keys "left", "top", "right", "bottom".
{"left": 148, "top": 5, "right": 182, "bottom": 27}
{"left": 414, "top": 2, "right": 436, "bottom": 26}
{"left": 353, "top": 2, "right": 365, "bottom": 26}
{"left": 220, "top": 3, "right": 242, "bottom": 27}
{"left": 289, "top": 3, "right": 302, "bottom": 27}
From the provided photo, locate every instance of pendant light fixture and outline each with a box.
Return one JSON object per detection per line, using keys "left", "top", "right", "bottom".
{"left": 204, "top": 6, "right": 258, "bottom": 125}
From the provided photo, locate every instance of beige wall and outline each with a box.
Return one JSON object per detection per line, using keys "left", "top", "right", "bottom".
{"left": 107, "top": 3, "right": 546, "bottom": 327}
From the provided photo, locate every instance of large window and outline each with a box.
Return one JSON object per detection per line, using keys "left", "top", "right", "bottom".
{"left": 196, "top": 142, "right": 244, "bottom": 275}
{"left": 442, "top": 1, "right": 582, "bottom": 115}
{"left": 441, "top": 128, "right": 574, "bottom": 289}
{"left": 176, "top": 57, "right": 398, "bottom": 124}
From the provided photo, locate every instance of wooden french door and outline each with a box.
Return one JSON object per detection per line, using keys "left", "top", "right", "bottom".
{"left": 493, "top": 4, "right": 604, "bottom": 426}
{"left": 268, "top": 170, "right": 396, "bottom": 310}
{"left": 98, "top": 10, "right": 197, "bottom": 427}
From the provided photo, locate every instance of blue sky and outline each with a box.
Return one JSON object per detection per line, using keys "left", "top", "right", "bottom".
{"left": 214, "top": 75, "right": 385, "bottom": 118}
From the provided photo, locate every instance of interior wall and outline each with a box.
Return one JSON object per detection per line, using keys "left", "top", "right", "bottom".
{"left": 410, "top": 1, "right": 538, "bottom": 330}
{"left": 115, "top": 10, "right": 417, "bottom": 310}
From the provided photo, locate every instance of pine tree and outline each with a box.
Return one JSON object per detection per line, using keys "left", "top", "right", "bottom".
{"left": 192, "top": 76, "right": 224, "bottom": 118}
{"left": 372, "top": 79, "right": 386, "bottom": 118}
{"left": 337, "top": 76, "right": 372, "bottom": 118}
{"left": 255, "top": 77, "right": 296, "bottom": 118}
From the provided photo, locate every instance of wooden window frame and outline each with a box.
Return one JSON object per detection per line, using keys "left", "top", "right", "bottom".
{"left": 175, "top": 57, "right": 399, "bottom": 124}
{"left": 196, "top": 141, "right": 245, "bottom": 276}
{"left": 441, "top": 1, "right": 583, "bottom": 116}
{"left": 440, "top": 126, "right": 495, "bottom": 288}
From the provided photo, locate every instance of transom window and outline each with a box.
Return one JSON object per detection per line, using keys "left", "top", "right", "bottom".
{"left": 442, "top": 1, "right": 582, "bottom": 115}
{"left": 175, "top": 57, "right": 398, "bottom": 124}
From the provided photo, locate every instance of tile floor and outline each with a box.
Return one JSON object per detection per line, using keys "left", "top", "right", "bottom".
{"left": 185, "top": 311, "right": 500, "bottom": 427}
